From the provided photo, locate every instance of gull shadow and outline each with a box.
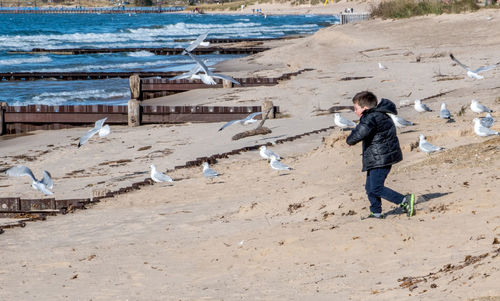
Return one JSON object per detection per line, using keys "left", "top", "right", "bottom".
{"left": 400, "top": 129, "right": 417, "bottom": 134}
{"left": 384, "top": 192, "right": 451, "bottom": 217}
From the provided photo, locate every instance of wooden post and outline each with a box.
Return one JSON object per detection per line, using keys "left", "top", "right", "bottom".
{"left": 222, "top": 79, "right": 233, "bottom": 88}
{"left": 0, "top": 102, "right": 6, "bottom": 136}
{"left": 261, "top": 100, "right": 275, "bottom": 119}
{"left": 128, "top": 99, "right": 141, "bottom": 127}
{"left": 129, "top": 74, "right": 141, "bottom": 100}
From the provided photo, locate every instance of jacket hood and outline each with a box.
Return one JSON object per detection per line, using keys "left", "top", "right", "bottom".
{"left": 363, "top": 98, "right": 398, "bottom": 115}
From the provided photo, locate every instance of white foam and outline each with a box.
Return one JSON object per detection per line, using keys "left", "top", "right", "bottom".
{"left": 0, "top": 56, "right": 52, "bottom": 65}
{"left": 24, "top": 89, "right": 129, "bottom": 106}
{"left": 127, "top": 50, "right": 155, "bottom": 57}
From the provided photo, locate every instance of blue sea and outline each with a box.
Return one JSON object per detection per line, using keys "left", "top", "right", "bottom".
{"left": 0, "top": 13, "right": 338, "bottom": 105}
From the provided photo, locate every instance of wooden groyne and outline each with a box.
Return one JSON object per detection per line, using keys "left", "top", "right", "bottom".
{"left": 0, "top": 71, "right": 180, "bottom": 81}
{"left": 9, "top": 46, "right": 270, "bottom": 56}
{"left": 0, "top": 104, "right": 279, "bottom": 135}
{"left": 137, "top": 68, "right": 313, "bottom": 100}
{"left": 0, "top": 6, "right": 185, "bottom": 14}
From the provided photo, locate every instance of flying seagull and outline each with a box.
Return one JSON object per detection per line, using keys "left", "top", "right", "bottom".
{"left": 450, "top": 53, "right": 498, "bottom": 80}
{"left": 6, "top": 165, "right": 54, "bottom": 195}
{"left": 78, "top": 117, "right": 110, "bottom": 148}
{"left": 150, "top": 164, "right": 173, "bottom": 183}
{"left": 182, "top": 32, "right": 209, "bottom": 55}
{"left": 169, "top": 64, "right": 203, "bottom": 81}
{"left": 219, "top": 112, "right": 263, "bottom": 131}
{"left": 187, "top": 52, "right": 241, "bottom": 86}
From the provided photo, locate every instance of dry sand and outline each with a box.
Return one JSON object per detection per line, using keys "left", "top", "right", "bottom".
{"left": 2, "top": 7, "right": 500, "bottom": 301}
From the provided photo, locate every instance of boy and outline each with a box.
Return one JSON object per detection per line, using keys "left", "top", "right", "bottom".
{"left": 346, "top": 91, "right": 415, "bottom": 218}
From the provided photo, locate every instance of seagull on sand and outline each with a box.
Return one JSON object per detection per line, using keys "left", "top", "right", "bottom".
{"left": 470, "top": 99, "right": 492, "bottom": 114}
{"left": 78, "top": 117, "right": 110, "bottom": 148}
{"left": 387, "top": 113, "right": 413, "bottom": 129}
{"left": 150, "top": 164, "right": 173, "bottom": 183}
{"left": 480, "top": 113, "right": 494, "bottom": 128}
{"left": 219, "top": 112, "right": 263, "bottom": 131}
{"left": 6, "top": 165, "right": 54, "bottom": 195}
{"left": 473, "top": 118, "right": 499, "bottom": 137}
{"left": 419, "top": 134, "right": 443, "bottom": 154}
{"left": 182, "top": 32, "right": 209, "bottom": 55}
{"left": 270, "top": 157, "right": 292, "bottom": 173}
{"left": 202, "top": 162, "right": 219, "bottom": 180}
{"left": 414, "top": 99, "right": 432, "bottom": 113}
{"left": 334, "top": 113, "right": 356, "bottom": 129}
{"left": 450, "top": 53, "right": 498, "bottom": 80}
{"left": 187, "top": 52, "right": 240, "bottom": 86}
{"left": 378, "top": 62, "right": 388, "bottom": 70}
{"left": 259, "top": 145, "right": 280, "bottom": 161}
{"left": 439, "top": 102, "right": 451, "bottom": 119}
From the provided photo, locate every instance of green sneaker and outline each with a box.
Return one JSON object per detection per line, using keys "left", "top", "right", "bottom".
{"left": 400, "top": 194, "right": 415, "bottom": 217}
{"left": 361, "top": 212, "right": 386, "bottom": 220}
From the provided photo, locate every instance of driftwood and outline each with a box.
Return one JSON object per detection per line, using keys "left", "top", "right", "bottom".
{"left": 232, "top": 107, "right": 272, "bottom": 140}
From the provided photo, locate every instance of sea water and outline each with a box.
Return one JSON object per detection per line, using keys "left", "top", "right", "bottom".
{"left": 0, "top": 13, "right": 338, "bottom": 105}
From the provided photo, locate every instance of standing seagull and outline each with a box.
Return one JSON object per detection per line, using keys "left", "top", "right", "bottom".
{"left": 418, "top": 134, "right": 443, "bottom": 154}
{"left": 450, "top": 53, "right": 498, "bottom": 80}
{"left": 150, "top": 164, "right": 173, "bottom": 183}
{"left": 78, "top": 117, "right": 110, "bottom": 148}
{"left": 439, "top": 102, "right": 451, "bottom": 119}
{"left": 219, "top": 112, "right": 263, "bottom": 131}
{"left": 270, "top": 157, "right": 292, "bottom": 174}
{"left": 470, "top": 99, "right": 491, "bottom": 113}
{"left": 414, "top": 99, "right": 432, "bottom": 113}
{"left": 182, "top": 32, "right": 209, "bottom": 55}
{"left": 378, "top": 62, "right": 388, "bottom": 70}
{"left": 387, "top": 113, "right": 413, "bottom": 129}
{"left": 480, "top": 113, "right": 494, "bottom": 128}
{"left": 187, "top": 52, "right": 240, "bottom": 86}
{"left": 334, "top": 113, "right": 356, "bottom": 129}
{"left": 6, "top": 165, "right": 54, "bottom": 195}
{"left": 473, "top": 118, "right": 499, "bottom": 137}
{"left": 259, "top": 145, "right": 280, "bottom": 161}
{"left": 202, "top": 162, "right": 219, "bottom": 180}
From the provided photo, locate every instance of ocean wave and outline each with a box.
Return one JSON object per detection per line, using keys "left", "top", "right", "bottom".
{"left": 25, "top": 89, "right": 130, "bottom": 106}
{"left": 0, "top": 56, "right": 52, "bottom": 65}
{"left": 127, "top": 50, "right": 155, "bottom": 57}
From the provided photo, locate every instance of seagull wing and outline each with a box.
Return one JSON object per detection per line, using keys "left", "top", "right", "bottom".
{"left": 340, "top": 116, "right": 356, "bottom": 127}
{"left": 440, "top": 108, "right": 451, "bottom": 119}
{"left": 271, "top": 160, "right": 291, "bottom": 170}
{"left": 6, "top": 165, "right": 37, "bottom": 182}
{"left": 41, "top": 170, "right": 53, "bottom": 189}
{"left": 203, "top": 168, "right": 218, "bottom": 178}
{"left": 219, "top": 119, "right": 241, "bottom": 131}
{"left": 199, "top": 74, "right": 217, "bottom": 85}
{"left": 34, "top": 182, "right": 53, "bottom": 195}
{"left": 78, "top": 127, "right": 99, "bottom": 147}
{"left": 211, "top": 73, "right": 241, "bottom": 85}
{"left": 187, "top": 52, "right": 210, "bottom": 74}
{"left": 155, "top": 171, "right": 173, "bottom": 182}
{"left": 449, "top": 53, "right": 470, "bottom": 71}
{"left": 183, "top": 32, "right": 209, "bottom": 54}
{"left": 265, "top": 149, "right": 281, "bottom": 160}
{"left": 397, "top": 116, "right": 413, "bottom": 126}
{"left": 243, "top": 112, "right": 263, "bottom": 121}
{"left": 94, "top": 117, "right": 107, "bottom": 129}
{"left": 169, "top": 65, "right": 203, "bottom": 80}
{"left": 473, "top": 64, "right": 498, "bottom": 73}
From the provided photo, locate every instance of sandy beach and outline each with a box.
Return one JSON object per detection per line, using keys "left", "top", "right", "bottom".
{"left": 1, "top": 4, "right": 500, "bottom": 300}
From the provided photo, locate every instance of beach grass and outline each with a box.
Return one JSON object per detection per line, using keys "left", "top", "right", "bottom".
{"left": 370, "top": 0, "right": 480, "bottom": 19}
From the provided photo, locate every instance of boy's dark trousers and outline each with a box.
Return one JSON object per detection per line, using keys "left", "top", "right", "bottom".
{"left": 365, "top": 166, "right": 404, "bottom": 214}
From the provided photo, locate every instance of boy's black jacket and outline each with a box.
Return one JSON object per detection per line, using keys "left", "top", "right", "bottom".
{"left": 346, "top": 98, "right": 403, "bottom": 171}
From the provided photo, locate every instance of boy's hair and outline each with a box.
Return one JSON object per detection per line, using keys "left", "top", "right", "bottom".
{"left": 352, "top": 91, "right": 378, "bottom": 108}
